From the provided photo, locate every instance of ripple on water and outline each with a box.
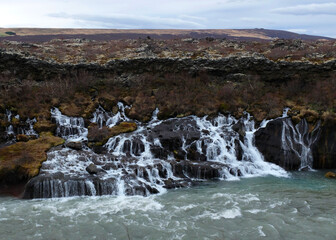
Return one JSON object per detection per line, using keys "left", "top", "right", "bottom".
{"left": 0, "top": 172, "right": 336, "bottom": 240}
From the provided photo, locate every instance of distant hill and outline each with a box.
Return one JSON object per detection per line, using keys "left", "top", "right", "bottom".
{"left": 0, "top": 28, "right": 333, "bottom": 42}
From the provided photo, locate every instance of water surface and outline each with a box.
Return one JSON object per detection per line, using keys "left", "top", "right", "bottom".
{"left": 1, "top": 171, "right": 335, "bottom": 240}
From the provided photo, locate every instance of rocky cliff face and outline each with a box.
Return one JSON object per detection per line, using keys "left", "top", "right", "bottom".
{"left": 254, "top": 117, "right": 333, "bottom": 170}
{"left": 1, "top": 50, "right": 335, "bottom": 84}
{"left": 312, "top": 119, "right": 336, "bottom": 169}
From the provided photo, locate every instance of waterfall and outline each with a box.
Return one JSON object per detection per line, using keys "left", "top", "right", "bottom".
{"left": 18, "top": 118, "right": 38, "bottom": 137}
{"left": 24, "top": 106, "right": 289, "bottom": 199}
{"left": 195, "top": 113, "right": 287, "bottom": 179}
{"left": 4, "top": 110, "right": 38, "bottom": 140}
{"left": 281, "top": 117, "right": 321, "bottom": 171}
{"left": 91, "top": 102, "right": 130, "bottom": 128}
{"left": 51, "top": 108, "right": 88, "bottom": 141}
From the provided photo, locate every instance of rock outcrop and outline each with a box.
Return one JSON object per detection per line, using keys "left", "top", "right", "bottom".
{"left": 0, "top": 132, "right": 64, "bottom": 195}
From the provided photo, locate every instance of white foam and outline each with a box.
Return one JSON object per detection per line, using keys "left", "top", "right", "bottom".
{"left": 51, "top": 108, "right": 88, "bottom": 141}
{"left": 258, "top": 226, "right": 266, "bottom": 237}
{"left": 197, "top": 208, "right": 242, "bottom": 220}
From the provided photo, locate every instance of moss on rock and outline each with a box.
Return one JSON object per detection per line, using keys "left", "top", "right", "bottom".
{"left": 88, "top": 122, "right": 137, "bottom": 147}
{"left": 34, "top": 120, "right": 57, "bottom": 133}
{"left": 0, "top": 132, "right": 64, "bottom": 183}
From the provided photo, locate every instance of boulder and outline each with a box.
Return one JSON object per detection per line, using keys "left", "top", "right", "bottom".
{"left": 325, "top": 172, "right": 336, "bottom": 179}
{"left": 66, "top": 141, "right": 82, "bottom": 150}
{"left": 88, "top": 122, "right": 137, "bottom": 145}
{"left": 86, "top": 163, "right": 99, "bottom": 175}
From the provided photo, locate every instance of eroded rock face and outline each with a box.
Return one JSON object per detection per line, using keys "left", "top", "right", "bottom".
{"left": 255, "top": 118, "right": 301, "bottom": 170}
{"left": 255, "top": 117, "right": 335, "bottom": 170}
{"left": 312, "top": 120, "right": 336, "bottom": 169}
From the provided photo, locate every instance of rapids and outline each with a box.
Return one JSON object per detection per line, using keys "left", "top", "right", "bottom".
{"left": 1, "top": 171, "right": 336, "bottom": 240}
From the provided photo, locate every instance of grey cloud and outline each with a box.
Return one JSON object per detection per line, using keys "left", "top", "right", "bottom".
{"left": 272, "top": 3, "right": 336, "bottom": 15}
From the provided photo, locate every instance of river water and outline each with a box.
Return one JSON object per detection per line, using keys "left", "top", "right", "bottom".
{"left": 1, "top": 171, "right": 335, "bottom": 240}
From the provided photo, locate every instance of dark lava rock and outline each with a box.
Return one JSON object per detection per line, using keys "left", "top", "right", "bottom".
{"left": 232, "top": 120, "right": 246, "bottom": 141}
{"left": 150, "top": 117, "right": 200, "bottom": 153}
{"left": 66, "top": 141, "right": 82, "bottom": 150}
{"left": 86, "top": 163, "right": 99, "bottom": 174}
{"left": 254, "top": 118, "right": 301, "bottom": 170}
{"left": 170, "top": 160, "right": 223, "bottom": 179}
{"left": 312, "top": 119, "right": 336, "bottom": 169}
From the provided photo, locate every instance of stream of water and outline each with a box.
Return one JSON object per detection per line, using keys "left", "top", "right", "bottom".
{"left": 1, "top": 171, "right": 335, "bottom": 240}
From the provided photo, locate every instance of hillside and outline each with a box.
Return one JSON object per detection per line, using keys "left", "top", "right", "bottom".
{"left": 0, "top": 28, "right": 333, "bottom": 42}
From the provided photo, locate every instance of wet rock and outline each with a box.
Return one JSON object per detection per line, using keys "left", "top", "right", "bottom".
{"left": 170, "top": 160, "right": 222, "bottom": 179}
{"left": 187, "top": 143, "right": 206, "bottom": 161}
{"left": 66, "top": 141, "right": 82, "bottom": 150}
{"left": 150, "top": 117, "right": 200, "bottom": 152}
{"left": 88, "top": 122, "right": 137, "bottom": 145}
{"left": 86, "top": 163, "right": 99, "bottom": 175}
{"left": 163, "top": 178, "right": 189, "bottom": 189}
{"left": 234, "top": 139, "right": 243, "bottom": 161}
{"left": 312, "top": 118, "right": 336, "bottom": 169}
{"left": 232, "top": 121, "right": 245, "bottom": 141}
{"left": 255, "top": 118, "right": 301, "bottom": 170}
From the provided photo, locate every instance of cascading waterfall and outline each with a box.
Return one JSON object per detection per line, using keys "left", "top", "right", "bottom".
{"left": 24, "top": 104, "right": 289, "bottom": 199}
{"left": 194, "top": 113, "right": 287, "bottom": 179}
{"left": 280, "top": 113, "right": 321, "bottom": 171}
{"left": 4, "top": 109, "right": 38, "bottom": 140}
{"left": 18, "top": 118, "right": 38, "bottom": 137}
{"left": 91, "top": 102, "right": 130, "bottom": 128}
{"left": 51, "top": 108, "right": 88, "bottom": 141}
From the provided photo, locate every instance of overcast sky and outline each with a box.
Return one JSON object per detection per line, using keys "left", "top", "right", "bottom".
{"left": 1, "top": 0, "right": 335, "bottom": 37}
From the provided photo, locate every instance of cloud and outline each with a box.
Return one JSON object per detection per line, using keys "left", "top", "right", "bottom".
{"left": 48, "top": 12, "right": 206, "bottom": 29}
{"left": 272, "top": 2, "right": 336, "bottom": 15}
{"left": 1, "top": 0, "right": 336, "bottom": 38}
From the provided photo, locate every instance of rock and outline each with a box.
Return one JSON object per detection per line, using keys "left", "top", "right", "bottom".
{"left": 0, "top": 132, "right": 64, "bottom": 188}
{"left": 325, "top": 172, "right": 336, "bottom": 179}
{"left": 255, "top": 118, "right": 301, "bottom": 170}
{"left": 86, "top": 163, "right": 99, "bottom": 175}
{"left": 232, "top": 121, "right": 246, "bottom": 141}
{"left": 88, "top": 122, "right": 137, "bottom": 146}
{"left": 312, "top": 117, "right": 336, "bottom": 169}
{"left": 66, "top": 141, "right": 82, "bottom": 150}
{"left": 170, "top": 160, "right": 223, "bottom": 179}
{"left": 150, "top": 117, "right": 200, "bottom": 152}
